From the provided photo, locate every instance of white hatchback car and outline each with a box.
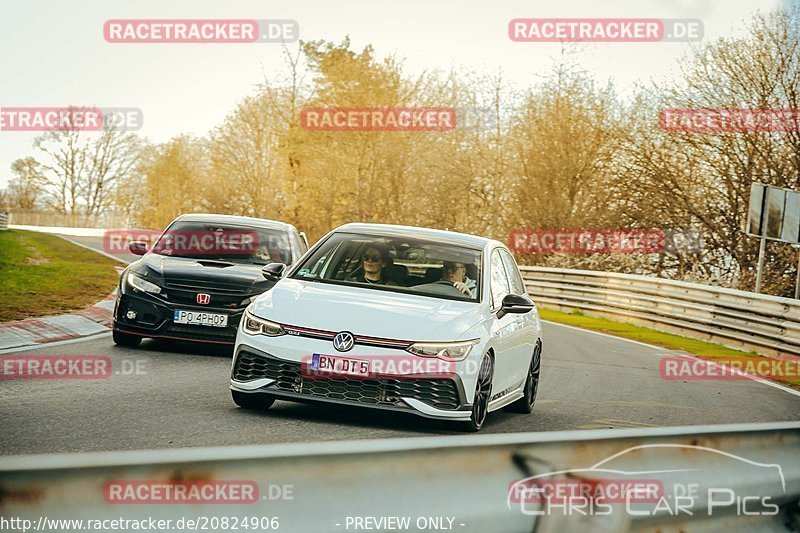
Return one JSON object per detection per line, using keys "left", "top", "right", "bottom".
{"left": 230, "top": 223, "right": 542, "bottom": 431}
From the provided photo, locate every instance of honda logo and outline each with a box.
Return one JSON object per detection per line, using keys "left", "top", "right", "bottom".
{"left": 196, "top": 293, "right": 211, "bottom": 305}
{"left": 332, "top": 331, "right": 355, "bottom": 352}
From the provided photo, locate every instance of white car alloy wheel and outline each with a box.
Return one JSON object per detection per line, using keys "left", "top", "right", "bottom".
{"left": 463, "top": 354, "right": 494, "bottom": 432}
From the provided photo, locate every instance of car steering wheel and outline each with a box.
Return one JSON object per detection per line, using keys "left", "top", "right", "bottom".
{"left": 434, "top": 280, "right": 468, "bottom": 297}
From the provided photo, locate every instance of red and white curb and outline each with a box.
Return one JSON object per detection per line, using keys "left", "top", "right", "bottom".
{"left": 0, "top": 267, "right": 123, "bottom": 351}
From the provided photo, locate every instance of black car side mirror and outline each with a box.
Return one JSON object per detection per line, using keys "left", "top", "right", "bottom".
{"left": 262, "top": 262, "right": 287, "bottom": 281}
{"left": 497, "top": 293, "right": 535, "bottom": 319}
{"left": 129, "top": 241, "right": 148, "bottom": 255}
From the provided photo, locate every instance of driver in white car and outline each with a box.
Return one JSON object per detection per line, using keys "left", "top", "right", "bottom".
{"left": 346, "top": 244, "right": 396, "bottom": 285}
{"left": 442, "top": 261, "right": 477, "bottom": 298}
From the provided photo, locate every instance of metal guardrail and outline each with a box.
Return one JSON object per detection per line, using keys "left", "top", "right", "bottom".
{"left": 5, "top": 210, "right": 129, "bottom": 229}
{"left": 0, "top": 211, "right": 8, "bottom": 230}
{"left": 8, "top": 224, "right": 107, "bottom": 237}
{"left": 0, "top": 422, "right": 798, "bottom": 532}
{"left": 520, "top": 266, "right": 800, "bottom": 358}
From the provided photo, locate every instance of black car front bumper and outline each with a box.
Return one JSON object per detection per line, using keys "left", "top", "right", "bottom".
{"left": 113, "top": 291, "right": 243, "bottom": 345}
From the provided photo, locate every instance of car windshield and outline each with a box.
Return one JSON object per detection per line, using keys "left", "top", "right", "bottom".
{"left": 291, "top": 232, "right": 482, "bottom": 302}
{"left": 151, "top": 221, "right": 293, "bottom": 265}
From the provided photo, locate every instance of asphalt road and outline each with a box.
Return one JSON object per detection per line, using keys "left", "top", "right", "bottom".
{"left": 1, "top": 234, "right": 798, "bottom": 455}
{"left": 59, "top": 233, "right": 141, "bottom": 264}
{"left": 2, "top": 316, "right": 799, "bottom": 455}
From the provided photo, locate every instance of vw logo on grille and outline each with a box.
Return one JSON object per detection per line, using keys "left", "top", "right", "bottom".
{"left": 332, "top": 331, "right": 355, "bottom": 352}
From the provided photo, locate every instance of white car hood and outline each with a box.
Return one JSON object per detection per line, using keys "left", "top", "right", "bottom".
{"left": 249, "top": 278, "right": 484, "bottom": 342}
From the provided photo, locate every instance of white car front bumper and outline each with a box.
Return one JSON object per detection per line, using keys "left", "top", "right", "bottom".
{"left": 230, "top": 339, "right": 474, "bottom": 421}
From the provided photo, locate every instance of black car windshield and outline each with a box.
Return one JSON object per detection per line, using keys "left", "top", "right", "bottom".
{"left": 151, "top": 221, "right": 293, "bottom": 265}
{"left": 291, "top": 232, "right": 482, "bottom": 302}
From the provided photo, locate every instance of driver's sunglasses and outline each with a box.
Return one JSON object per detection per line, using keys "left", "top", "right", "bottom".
{"left": 362, "top": 254, "right": 382, "bottom": 262}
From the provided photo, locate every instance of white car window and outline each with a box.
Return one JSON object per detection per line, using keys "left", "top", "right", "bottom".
{"left": 292, "top": 232, "right": 483, "bottom": 302}
{"left": 490, "top": 250, "right": 510, "bottom": 309}
{"left": 500, "top": 250, "right": 526, "bottom": 295}
{"left": 298, "top": 240, "right": 344, "bottom": 278}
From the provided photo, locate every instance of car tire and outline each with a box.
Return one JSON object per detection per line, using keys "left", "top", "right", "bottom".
{"left": 459, "top": 354, "right": 494, "bottom": 432}
{"left": 231, "top": 391, "right": 276, "bottom": 410}
{"left": 506, "top": 340, "right": 541, "bottom": 414}
{"left": 112, "top": 329, "right": 142, "bottom": 348}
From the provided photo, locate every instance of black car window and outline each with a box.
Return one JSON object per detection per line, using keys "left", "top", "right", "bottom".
{"left": 151, "top": 221, "right": 292, "bottom": 265}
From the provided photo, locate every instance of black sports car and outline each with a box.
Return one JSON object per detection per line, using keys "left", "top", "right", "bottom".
{"left": 112, "top": 213, "right": 308, "bottom": 347}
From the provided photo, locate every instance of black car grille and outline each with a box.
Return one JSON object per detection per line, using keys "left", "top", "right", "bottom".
{"left": 166, "top": 322, "right": 238, "bottom": 342}
{"left": 233, "top": 351, "right": 462, "bottom": 410}
{"left": 163, "top": 277, "right": 257, "bottom": 308}
{"left": 165, "top": 277, "right": 249, "bottom": 293}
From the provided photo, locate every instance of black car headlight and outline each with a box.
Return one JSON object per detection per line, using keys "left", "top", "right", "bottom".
{"left": 126, "top": 272, "right": 162, "bottom": 294}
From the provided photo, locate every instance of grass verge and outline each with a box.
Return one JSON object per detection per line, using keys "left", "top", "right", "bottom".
{"left": 0, "top": 229, "right": 120, "bottom": 322}
{"left": 538, "top": 307, "right": 800, "bottom": 389}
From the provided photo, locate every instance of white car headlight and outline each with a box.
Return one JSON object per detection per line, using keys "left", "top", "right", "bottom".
{"left": 242, "top": 311, "right": 285, "bottom": 336}
{"left": 406, "top": 339, "right": 479, "bottom": 361}
{"left": 127, "top": 272, "right": 162, "bottom": 294}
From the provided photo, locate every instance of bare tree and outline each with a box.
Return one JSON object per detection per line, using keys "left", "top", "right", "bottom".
{"left": 32, "top": 107, "right": 139, "bottom": 222}
{"left": 621, "top": 6, "right": 800, "bottom": 294}
{"left": 3, "top": 157, "right": 44, "bottom": 210}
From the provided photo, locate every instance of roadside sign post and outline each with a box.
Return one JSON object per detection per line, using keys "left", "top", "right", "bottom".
{"left": 746, "top": 183, "right": 800, "bottom": 296}
{"left": 755, "top": 237, "right": 766, "bottom": 293}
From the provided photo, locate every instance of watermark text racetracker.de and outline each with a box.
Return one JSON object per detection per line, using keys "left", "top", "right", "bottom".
{"left": 0, "top": 107, "right": 143, "bottom": 132}
{"left": 100, "top": 480, "right": 291, "bottom": 529}
{"left": 300, "top": 107, "right": 456, "bottom": 132}
{"left": 509, "top": 18, "right": 703, "bottom": 42}
{"left": 661, "top": 108, "right": 800, "bottom": 133}
{"left": 660, "top": 355, "right": 800, "bottom": 381}
{"left": 509, "top": 478, "right": 664, "bottom": 505}
{"left": 103, "top": 19, "right": 299, "bottom": 43}
{"left": 508, "top": 228, "right": 704, "bottom": 254}
{"left": 103, "top": 480, "right": 286, "bottom": 504}
{"left": 299, "top": 106, "right": 497, "bottom": 132}
{"left": 0, "top": 355, "right": 148, "bottom": 379}
{"left": 103, "top": 228, "right": 263, "bottom": 256}
{"left": 301, "top": 354, "right": 480, "bottom": 379}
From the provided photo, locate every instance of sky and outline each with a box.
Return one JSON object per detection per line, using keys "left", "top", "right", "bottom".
{"left": 0, "top": 0, "right": 787, "bottom": 188}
